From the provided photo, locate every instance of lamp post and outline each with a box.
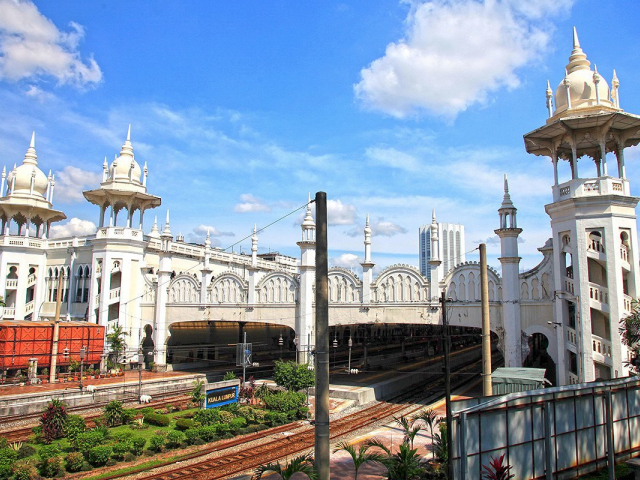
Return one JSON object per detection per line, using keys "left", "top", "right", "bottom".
{"left": 348, "top": 336, "right": 353, "bottom": 373}
{"left": 278, "top": 333, "right": 283, "bottom": 359}
{"left": 332, "top": 335, "right": 338, "bottom": 369}
{"left": 138, "top": 347, "right": 144, "bottom": 402}
{"left": 79, "top": 346, "right": 86, "bottom": 392}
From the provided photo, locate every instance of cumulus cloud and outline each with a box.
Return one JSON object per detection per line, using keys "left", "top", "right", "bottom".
{"left": 49, "top": 217, "right": 96, "bottom": 238}
{"left": 53, "top": 166, "right": 102, "bottom": 203}
{"left": 328, "top": 199, "right": 357, "bottom": 226}
{"left": 330, "top": 253, "right": 363, "bottom": 269}
{"left": 187, "top": 224, "right": 235, "bottom": 245}
{"left": 0, "top": 0, "right": 102, "bottom": 86}
{"left": 234, "top": 193, "right": 271, "bottom": 213}
{"left": 354, "top": 0, "right": 574, "bottom": 119}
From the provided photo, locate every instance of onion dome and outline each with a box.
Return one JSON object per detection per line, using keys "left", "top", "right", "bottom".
{"left": 554, "top": 28, "right": 614, "bottom": 115}
{"left": 7, "top": 132, "right": 49, "bottom": 198}
{"left": 108, "top": 125, "right": 142, "bottom": 184}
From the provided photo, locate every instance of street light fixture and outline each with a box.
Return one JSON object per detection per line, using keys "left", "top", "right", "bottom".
{"left": 332, "top": 334, "right": 338, "bottom": 369}
{"left": 348, "top": 336, "right": 353, "bottom": 373}
{"left": 278, "top": 333, "right": 284, "bottom": 359}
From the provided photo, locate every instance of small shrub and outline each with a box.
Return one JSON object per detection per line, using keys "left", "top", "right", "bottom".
{"left": 112, "top": 440, "right": 133, "bottom": 460}
{"left": 88, "top": 445, "right": 112, "bottom": 466}
{"left": 123, "top": 452, "right": 136, "bottom": 462}
{"left": 222, "top": 371, "right": 237, "bottom": 380}
{"left": 122, "top": 408, "right": 136, "bottom": 424}
{"left": 144, "top": 413, "right": 170, "bottom": 427}
{"left": 131, "top": 437, "right": 146, "bottom": 456}
{"left": 41, "top": 455, "right": 63, "bottom": 477}
{"left": 106, "top": 458, "right": 117, "bottom": 467}
{"left": 219, "top": 411, "right": 235, "bottom": 424}
{"left": 80, "top": 460, "right": 92, "bottom": 471}
{"left": 184, "top": 429, "right": 200, "bottom": 446}
{"left": 214, "top": 423, "right": 230, "bottom": 436}
{"left": 196, "top": 426, "right": 217, "bottom": 442}
{"left": 65, "top": 452, "right": 84, "bottom": 473}
{"left": 139, "top": 407, "right": 154, "bottom": 415}
{"left": 0, "top": 439, "right": 5, "bottom": 449}
{"left": 64, "top": 414, "right": 86, "bottom": 441}
{"left": 72, "top": 430, "right": 105, "bottom": 453}
{"left": 229, "top": 417, "right": 247, "bottom": 434}
{"left": 12, "top": 460, "right": 38, "bottom": 480}
{"left": 0, "top": 447, "right": 18, "bottom": 479}
{"left": 17, "top": 445, "right": 36, "bottom": 459}
{"left": 38, "top": 444, "right": 62, "bottom": 462}
{"left": 166, "top": 431, "right": 184, "bottom": 449}
{"left": 148, "top": 435, "right": 165, "bottom": 452}
{"left": 261, "top": 390, "right": 306, "bottom": 413}
{"left": 175, "top": 418, "right": 195, "bottom": 431}
{"left": 193, "top": 409, "right": 220, "bottom": 426}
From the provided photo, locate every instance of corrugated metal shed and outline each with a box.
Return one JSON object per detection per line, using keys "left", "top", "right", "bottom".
{"left": 491, "top": 367, "right": 549, "bottom": 395}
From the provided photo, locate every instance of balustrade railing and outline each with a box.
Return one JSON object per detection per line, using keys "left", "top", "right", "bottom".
{"left": 5, "top": 279, "right": 17, "bottom": 288}
{"left": 621, "top": 244, "right": 630, "bottom": 262}
{"left": 592, "top": 335, "right": 612, "bottom": 358}
{"left": 567, "top": 327, "right": 577, "bottom": 345}
{"left": 588, "top": 239, "right": 605, "bottom": 253}
{"left": 109, "top": 287, "right": 121, "bottom": 300}
{"left": 624, "top": 294, "right": 633, "bottom": 313}
{"left": 564, "top": 277, "right": 574, "bottom": 295}
{"left": 568, "top": 372, "right": 579, "bottom": 384}
{"left": 25, "top": 301, "right": 34, "bottom": 314}
{"left": 27, "top": 273, "right": 36, "bottom": 285}
{"left": 4, "top": 307, "right": 15, "bottom": 318}
{"left": 588, "top": 282, "right": 608, "bottom": 305}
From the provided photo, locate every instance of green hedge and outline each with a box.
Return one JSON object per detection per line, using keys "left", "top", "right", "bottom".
{"left": 65, "top": 452, "right": 84, "bottom": 473}
{"left": 144, "top": 413, "right": 170, "bottom": 427}
{"left": 175, "top": 418, "right": 195, "bottom": 430}
{"left": 88, "top": 445, "right": 112, "bottom": 466}
{"left": 261, "top": 391, "right": 306, "bottom": 413}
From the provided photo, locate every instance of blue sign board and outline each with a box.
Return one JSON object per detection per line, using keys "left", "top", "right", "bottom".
{"left": 205, "top": 386, "right": 239, "bottom": 409}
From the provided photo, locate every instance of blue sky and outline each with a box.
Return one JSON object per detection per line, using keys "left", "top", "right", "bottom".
{"left": 1, "top": 0, "right": 639, "bottom": 274}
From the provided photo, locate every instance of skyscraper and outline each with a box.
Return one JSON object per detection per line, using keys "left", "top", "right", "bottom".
{"left": 419, "top": 214, "right": 465, "bottom": 280}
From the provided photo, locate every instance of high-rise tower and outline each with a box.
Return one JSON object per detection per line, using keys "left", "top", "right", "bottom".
{"left": 524, "top": 29, "right": 640, "bottom": 383}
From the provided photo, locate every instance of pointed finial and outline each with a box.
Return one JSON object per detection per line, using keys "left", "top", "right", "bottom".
{"left": 613, "top": 69, "right": 619, "bottom": 81}
{"left": 103, "top": 156, "right": 108, "bottom": 168}
{"left": 366, "top": 213, "right": 370, "bottom": 226}
{"left": 23, "top": 132, "right": 38, "bottom": 165}
{"left": 165, "top": 209, "right": 170, "bottom": 225}
{"left": 253, "top": 223, "right": 257, "bottom": 234}
{"left": 572, "top": 26, "right": 580, "bottom": 48}
{"left": 30, "top": 131, "right": 35, "bottom": 148}
{"left": 127, "top": 124, "right": 131, "bottom": 141}
{"left": 431, "top": 208, "right": 436, "bottom": 221}
{"left": 546, "top": 80, "right": 552, "bottom": 95}
{"left": 504, "top": 173, "right": 509, "bottom": 193}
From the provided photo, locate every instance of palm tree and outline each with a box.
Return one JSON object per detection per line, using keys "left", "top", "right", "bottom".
{"left": 252, "top": 453, "right": 318, "bottom": 480}
{"left": 412, "top": 408, "right": 440, "bottom": 458}
{"left": 333, "top": 440, "right": 385, "bottom": 480}
{"left": 365, "top": 438, "right": 425, "bottom": 480}
{"left": 621, "top": 299, "right": 640, "bottom": 373}
{"left": 394, "top": 415, "right": 421, "bottom": 449}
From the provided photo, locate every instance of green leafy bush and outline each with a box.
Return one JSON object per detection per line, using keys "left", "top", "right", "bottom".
{"left": 126, "top": 436, "right": 144, "bottom": 456}
{"left": 0, "top": 447, "right": 18, "bottom": 480}
{"left": 219, "top": 411, "right": 235, "bottom": 424}
{"left": 166, "top": 431, "right": 184, "bottom": 449}
{"left": 38, "top": 444, "right": 62, "bottom": 462}
{"left": 229, "top": 417, "right": 247, "bottom": 434}
{"left": 193, "top": 409, "right": 220, "bottom": 426}
{"left": 262, "top": 390, "right": 306, "bottom": 413}
{"left": 265, "top": 411, "right": 289, "bottom": 426}
{"left": 41, "top": 455, "right": 63, "bottom": 478}
{"left": 112, "top": 439, "right": 133, "bottom": 460}
{"left": 65, "top": 452, "right": 84, "bottom": 473}
{"left": 12, "top": 460, "right": 37, "bottom": 480}
{"left": 64, "top": 414, "right": 86, "bottom": 441}
{"left": 123, "top": 452, "right": 136, "bottom": 462}
{"left": 196, "top": 426, "right": 217, "bottom": 442}
{"left": 17, "top": 445, "right": 36, "bottom": 459}
{"left": 175, "top": 418, "right": 195, "bottom": 431}
{"left": 273, "top": 360, "right": 314, "bottom": 391}
{"left": 72, "top": 430, "right": 105, "bottom": 453}
{"left": 40, "top": 399, "right": 67, "bottom": 443}
{"left": 144, "top": 413, "right": 170, "bottom": 427}
{"left": 148, "top": 435, "right": 165, "bottom": 452}
{"left": 139, "top": 407, "right": 154, "bottom": 415}
{"left": 222, "top": 371, "right": 237, "bottom": 380}
{"left": 88, "top": 445, "right": 112, "bottom": 466}
{"left": 184, "top": 429, "right": 200, "bottom": 445}
{"left": 214, "top": 423, "right": 230, "bottom": 436}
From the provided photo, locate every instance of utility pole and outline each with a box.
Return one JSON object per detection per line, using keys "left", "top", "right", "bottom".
{"left": 50, "top": 268, "right": 64, "bottom": 383}
{"left": 440, "top": 291, "right": 453, "bottom": 480}
{"left": 315, "top": 191, "right": 330, "bottom": 480}
{"left": 480, "top": 243, "right": 493, "bottom": 396}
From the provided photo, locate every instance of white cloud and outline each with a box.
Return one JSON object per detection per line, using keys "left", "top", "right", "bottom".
{"left": 49, "top": 217, "right": 96, "bottom": 238}
{"left": 53, "top": 166, "right": 101, "bottom": 203}
{"left": 365, "top": 146, "right": 420, "bottom": 171}
{"left": 328, "top": 199, "right": 357, "bottom": 226}
{"left": 330, "top": 253, "right": 363, "bottom": 269}
{"left": 372, "top": 218, "right": 407, "bottom": 237}
{"left": 0, "top": 0, "right": 102, "bottom": 86}
{"left": 234, "top": 193, "right": 271, "bottom": 213}
{"left": 354, "top": 0, "right": 573, "bottom": 119}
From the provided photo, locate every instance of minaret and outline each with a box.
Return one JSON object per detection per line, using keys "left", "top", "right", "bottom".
{"left": 361, "top": 214, "right": 374, "bottom": 306}
{"left": 495, "top": 174, "right": 523, "bottom": 368}
{"left": 524, "top": 29, "right": 638, "bottom": 384}
{"left": 296, "top": 195, "right": 316, "bottom": 363}
{"left": 429, "top": 209, "right": 442, "bottom": 299}
{"left": 153, "top": 209, "right": 172, "bottom": 370}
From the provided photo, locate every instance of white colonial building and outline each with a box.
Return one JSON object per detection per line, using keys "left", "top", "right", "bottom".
{"left": 0, "top": 29, "right": 636, "bottom": 386}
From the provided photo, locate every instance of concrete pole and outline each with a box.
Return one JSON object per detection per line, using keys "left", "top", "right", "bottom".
{"left": 314, "top": 191, "right": 330, "bottom": 480}
{"left": 440, "top": 291, "right": 453, "bottom": 480}
{"left": 480, "top": 243, "right": 493, "bottom": 396}
{"left": 49, "top": 268, "right": 64, "bottom": 383}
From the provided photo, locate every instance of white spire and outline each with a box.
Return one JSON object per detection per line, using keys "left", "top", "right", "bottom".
{"left": 23, "top": 131, "right": 37, "bottom": 166}
{"left": 120, "top": 125, "right": 134, "bottom": 157}
{"left": 127, "top": 124, "right": 131, "bottom": 142}
{"left": 205, "top": 228, "right": 211, "bottom": 248}
{"left": 363, "top": 214, "right": 372, "bottom": 263}
{"left": 567, "top": 26, "right": 590, "bottom": 75}
{"left": 149, "top": 216, "right": 160, "bottom": 238}
{"left": 301, "top": 193, "right": 315, "bottom": 241}
{"left": 612, "top": 69, "right": 620, "bottom": 108}
{"left": 162, "top": 209, "right": 171, "bottom": 236}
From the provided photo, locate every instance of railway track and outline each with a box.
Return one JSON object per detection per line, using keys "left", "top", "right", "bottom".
{"left": 112, "top": 355, "right": 484, "bottom": 480}
{"left": 0, "top": 389, "right": 193, "bottom": 443}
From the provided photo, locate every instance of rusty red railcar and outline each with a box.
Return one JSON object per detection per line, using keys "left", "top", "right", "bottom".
{"left": 0, "top": 321, "right": 104, "bottom": 373}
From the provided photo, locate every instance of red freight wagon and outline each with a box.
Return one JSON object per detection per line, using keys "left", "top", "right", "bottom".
{"left": 0, "top": 321, "right": 104, "bottom": 374}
